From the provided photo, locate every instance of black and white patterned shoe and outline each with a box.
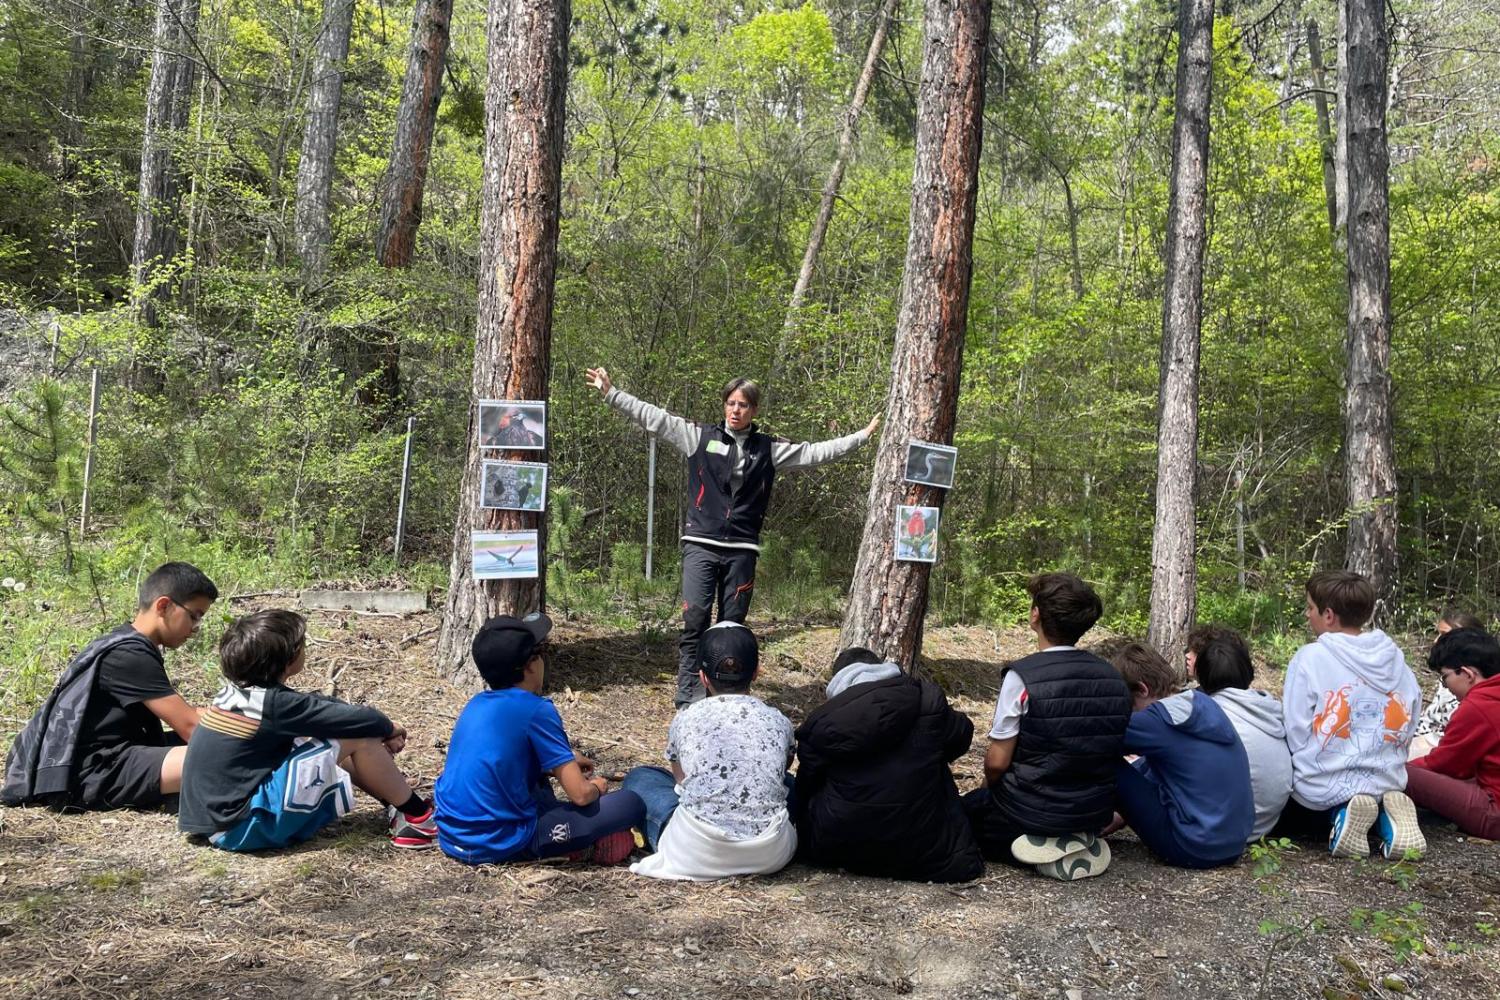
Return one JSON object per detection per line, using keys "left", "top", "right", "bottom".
{"left": 1033, "top": 837, "right": 1111, "bottom": 882}
{"left": 1011, "top": 832, "right": 1098, "bottom": 864}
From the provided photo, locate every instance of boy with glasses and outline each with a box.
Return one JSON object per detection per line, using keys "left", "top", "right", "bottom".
{"left": 1405, "top": 628, "right": 1500, "bottom": 840}
{"left": 5, "top": 562, "right": 218, "bottom": 812}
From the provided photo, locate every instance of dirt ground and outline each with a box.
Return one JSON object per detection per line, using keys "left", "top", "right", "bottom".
{"left": 2, "top": 603, "right": 1498, "bottom": 1000}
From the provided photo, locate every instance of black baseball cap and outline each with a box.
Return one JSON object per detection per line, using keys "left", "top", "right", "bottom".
{"left": 696, "top": 621, "right": 759, "bottom": 687}
{"left": 472, "top": 612, "right": 553, "bottom": 686}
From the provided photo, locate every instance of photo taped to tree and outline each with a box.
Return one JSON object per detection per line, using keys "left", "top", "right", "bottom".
{"left": 481, "top": 460, "right": 547, "bottom": 512}
{"left": 894, "top": 505, "right": 939, "bottom": 563}
{"left": 903, "top": 441, "right": 957, "bottom": 489}
{"left": 478, "top": 400, "right": 546, "bottom": 450}
{"left": 472, "top": 530, "right": 540, "bottom": 579}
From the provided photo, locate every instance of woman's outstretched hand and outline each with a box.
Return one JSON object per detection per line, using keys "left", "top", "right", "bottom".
{"left": 585, "top": 366, "right": 612, "bottom": 396}
{"left": 864, "top": 414, "right": 881, "bottom": 436}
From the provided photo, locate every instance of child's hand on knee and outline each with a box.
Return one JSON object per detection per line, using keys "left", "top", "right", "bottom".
{"left": 384, "top": 724, "right": 408, "bottom": 756}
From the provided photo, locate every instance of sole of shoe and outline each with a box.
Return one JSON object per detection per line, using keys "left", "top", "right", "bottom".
{"left": 390, "top": 835, "right": 436, "bottom": 850}
{"left": 591, "top": 829, "right": 636, "bottom": 866}
{"left": 1012, "top": 832, "right": 1096, "bottom": 864}
{"left": 1329, "top": 794, "right": 1378, "bottom": 858}
{"left": 1378, "top": 791, "right": 1427, "bottom": 859}
{"left": 1034, "top": 838, "right": 1111, "bottom": 881}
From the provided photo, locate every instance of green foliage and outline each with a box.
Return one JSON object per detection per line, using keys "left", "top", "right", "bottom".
{"left": 1349, "top": 903, "right": 1428, "bottom": 964}
{"left": 0, "top": 380, "right": 82, "bottom": 572}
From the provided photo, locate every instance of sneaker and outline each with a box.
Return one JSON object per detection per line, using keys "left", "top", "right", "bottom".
{"left": 389, "top": 804, "right": 438, "bottom": 850}
{"left": 590, "top": 829, "right": 636, "bottom": 865}
{"left": 1034, "top": 838, "right": 1111, "bottom": 881}
{"left": 1328, "top": 794, "right": 1378, "bottom": 858}
{"left": 1376, "top": 791, "right": 1426, "bottom": 859}
{"left": 1011, "top": 832, "right": 1098, "bottom": 864}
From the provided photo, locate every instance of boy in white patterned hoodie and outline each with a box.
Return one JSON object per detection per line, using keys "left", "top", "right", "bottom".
{"left": 1278, "top": 571, "right": 1425, "bottom": 858}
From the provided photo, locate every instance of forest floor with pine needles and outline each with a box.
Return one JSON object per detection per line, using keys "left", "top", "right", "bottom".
{"left": 2, "top": 602, "right": 1498, "bottom": 1000}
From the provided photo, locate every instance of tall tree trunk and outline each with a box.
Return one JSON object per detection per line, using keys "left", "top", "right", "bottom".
{"left": 364, "top": 0, "right": 454, "bottom": 415}
{"left": 295, "top": 0, "right": 356, "bottom": 285}
{"left": 1145, "top": 0, "right": 1214, "bottom": 662}
{"left": 1334, "top": 2, "right": 1348, "bottom": 245}
{"left": 131, "top": 0, "right": 202, "bottom": 329}
{"left": 1342, "top": 0, "right": 1397, "bottom": 608}
{"left": 838, "top": 0, "right": 990, "bottom": 670}
{"left": 767, "top": 0, "right": 900, "bottom": 398}
{"left": 436, "top": 0, "right": 569, "bottom": 683}
{"left": 1307, "top": 17, "right": 1338, "bottom": 240}
{"left": 377, "top": 0, "right": 454, "bottom": 267}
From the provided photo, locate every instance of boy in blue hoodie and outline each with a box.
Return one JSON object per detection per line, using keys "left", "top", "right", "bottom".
{"left": 1107, "top": 643, "right": 1254, "bottom": 868}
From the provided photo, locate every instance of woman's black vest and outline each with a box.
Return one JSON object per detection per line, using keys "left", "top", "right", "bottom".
{"left": 992, "top": 650, "right": 1132, "bottom": 834}
{"left": 683, "top": 423, "right": 777, "bottom": 546}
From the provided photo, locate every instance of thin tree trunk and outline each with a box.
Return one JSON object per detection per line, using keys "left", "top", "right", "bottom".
{"left": 1145, "top": 0, "right": 1214, "bottom": 662}
{"left": 377, "top": 0, "right": 454, "bottom": 266}
{"left": 436, "top": 0, "right": 569, "bottom": 683}
{"left": 1334, "top": 2, "right": 1348, "bottom": 245}
{"left": 1308, "top": 17, "right": 1338, "bottom": 240}
{"left": 1342, "top": 0, "right": 1397, "bottom": 608}
{"left": 295, "top": 0, "right": 356, "bottom": 285}
{"left": 1278, "top": 0, "right": 1303, "bottom": 121}
{"left": 839, "top": 0, "right": 991, "bottom": 670}
{"left": 131, "top": 0, "right": 202, "bottom": 328}
{"left": 767, "top": 0, "right": 900, "bottom": 398}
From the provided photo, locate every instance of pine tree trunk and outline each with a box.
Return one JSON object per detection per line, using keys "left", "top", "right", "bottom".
{"left": 436, "top": 0, "right": 569, "bottom": 683}
{"left": 838, "top": 0, "right": 990, "bottom": 670}
{"left": 363, "top": 0, "right": 454, "bottom": 415}
{"left": 1146, "top": 0, "right": 1214, "bottom": 662}
{"left": 1308, "top": 18, "right": 1339, "bottom": 240}
{"left": 295, "top": 0, "right": 356, "bottom": 285}
{"left": 131, "top": 0, "right": 202, "bottom": 328}
{"left": 768, "top": 0, "right": 900, "bottom": 398}
{"left": 1334, "top": 3, "right": 1349, "bottom": 245}
{"left": 1342, "top": 0, "right": 1397, "bottom": 608}
{"left": 377, "top": 0, "right": 453, "bottom": 268}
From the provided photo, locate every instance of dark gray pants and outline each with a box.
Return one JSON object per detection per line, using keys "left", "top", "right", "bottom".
{"left": 677, "top": 541, "right": 758, "bottom": 706}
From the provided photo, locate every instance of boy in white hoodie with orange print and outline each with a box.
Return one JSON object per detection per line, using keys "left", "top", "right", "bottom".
{"left": 1279, "top": 571, "right": 1425, "bottom": 859}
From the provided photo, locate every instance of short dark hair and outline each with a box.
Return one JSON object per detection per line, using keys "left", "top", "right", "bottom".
{"left": 1438, "top": 607, "right": 1485, "bottom": 632}
{"left": 138, "top": 562, "right": 218, "bottom": 609}
{"left": 721, "top": 377, "right": 761, "bottom": 409}
{"left": 1110, "top": 641, "right": 1182, "bottom": 697}
{"left": 219, "top": 610, "right": 306, "bottom": 687}
{"left": 1305, "top": 570, "right": 1375, "bottom": 628}
{"left": 1195, "top": 638, "right": 1255, "bottom": 694}
{"left": 831, "top": 646, "right": 881, "bottom": 672}
{"left": 1428, "top": 627, "right": 1500, "bottom": 679}
{"left": 1028, "top": 572, "right": 1102, "bottom": 645}
{"left": 1186, "top": 624, "right": 1249, "bottom": 660}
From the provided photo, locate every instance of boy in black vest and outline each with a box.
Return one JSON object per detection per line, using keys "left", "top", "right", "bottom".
{"left": 962, "top": 573, "right": 1132, "bottom": 880}
{"left": 586, "top": 366, "right": 878, "bottom": 706}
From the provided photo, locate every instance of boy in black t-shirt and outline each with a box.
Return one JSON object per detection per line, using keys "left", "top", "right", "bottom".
{"left": 70, "top": 562, "right": 219, "bottom": 811}
{"left": 180, "top": 609, "right": 435, "bottom": 850}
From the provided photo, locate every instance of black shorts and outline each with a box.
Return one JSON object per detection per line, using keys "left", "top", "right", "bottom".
{"left": 73, "top": 740, "right": 181, "bottom": 812}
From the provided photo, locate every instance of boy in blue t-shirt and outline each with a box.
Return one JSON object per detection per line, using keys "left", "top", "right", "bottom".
{"left": 435, "top": 614, "right": 644, "bottom": 864}
{"left": 1106, "top": 642, "right": 1254, "bottom": 868}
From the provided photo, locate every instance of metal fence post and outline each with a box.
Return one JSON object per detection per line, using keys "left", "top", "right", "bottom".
{"left": 645, "top": 434, "right": 657, "bottom": 580}
{"left": 393, "top": 416, "right": 415, "bottom": 565}
{"left": 79, "top": 367, "right": 101, "bottom": 534}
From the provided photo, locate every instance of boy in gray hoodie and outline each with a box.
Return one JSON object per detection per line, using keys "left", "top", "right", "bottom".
{"left": 1189, "top": 629, "right": 1292, "bottom": 841}
{"left": 1277, "top": 571, "right": 1425, "bottom": 858}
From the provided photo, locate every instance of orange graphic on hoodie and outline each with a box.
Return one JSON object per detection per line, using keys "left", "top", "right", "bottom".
{"left": 1382, "top": 695, "right": 1411, "bottom": 742}
{"left": 1313, "top": 686, "right": 1352, "bottom": 747}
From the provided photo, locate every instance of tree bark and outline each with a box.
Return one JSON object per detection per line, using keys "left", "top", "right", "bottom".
{"left": 767, "top": 0, "right": 901, "bottom": 399}
{"left": 1334, "top": 2, "right": 1349, "bottom": 245}
{"left": 838, "top": 0, "right": 990, "bottom": 670}
{"left": 1145, "top": 0, "right": 1214, "bottom": 662}
{"left": 295, "top": 0, "right": 356, "bottom": 285}
{"left": 436, "top": 0, "right": 569, "bottom": 683}
{"left": 131, "top": 0, "right": 202, "bottom": 328}
{"left": 1342, "top": 0, "right": 1397, "bottom": 608}
{"left": 377, "top": 0, "right": 454, "bottom": 267}
{"left": 1307, "top": 18, "right": 1338, "bottom": 240}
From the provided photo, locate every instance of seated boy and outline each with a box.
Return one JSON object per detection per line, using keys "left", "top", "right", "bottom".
{"left": 1405, "top": 628, "right": 1500, "bottom": 840}
{"left": 1278, "top": 571, "right": 1425, "bottom": 858}
{"left": 1189, "top": 629, "right": 1293, "bottom": 841}
{"left": 435, "top": 614, "right": 643, "bottom": 865}
{"left": 1109, "top": 643, "right": 1254, "bottom": 868}
{"left": 621, "top": 622, "right": 797, "bottom": 880}
{"left": 793, "top": 647, "right": 983, "bottom": 883}
{"left": 179, "top": 609, "right": 436, "bottom": 851}
{"left": 961, "top": 573, "right": 1132, "bottom": 881}
{"left": 4, "top": 562, "right": 216, "bottom": 812}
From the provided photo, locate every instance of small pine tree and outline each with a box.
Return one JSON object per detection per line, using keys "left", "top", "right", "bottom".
{"left": 0, "top": 380, "right": 82, "bottom": 573}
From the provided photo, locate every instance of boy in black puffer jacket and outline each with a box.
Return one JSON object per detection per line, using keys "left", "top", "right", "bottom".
{"left": 793, "top": 648, "right": 983, "bottom": 883}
